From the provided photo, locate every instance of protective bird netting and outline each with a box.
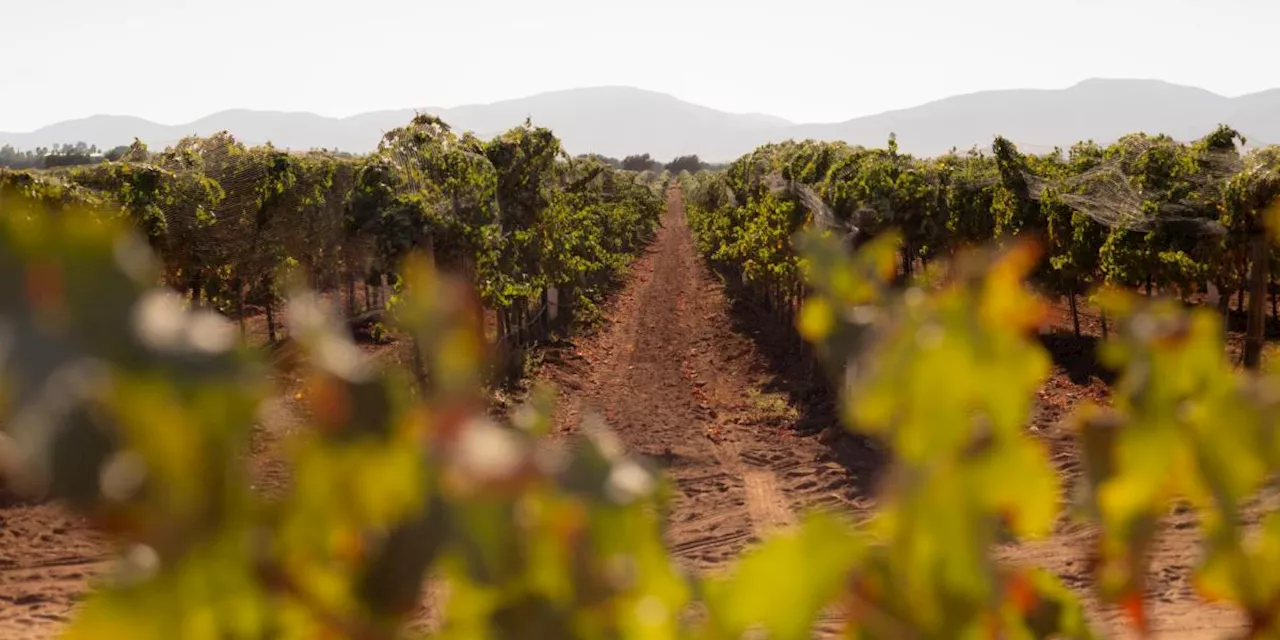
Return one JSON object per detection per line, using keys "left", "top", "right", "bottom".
{"left": 1019, "top": 132, "right": 1246, "bottom": 236}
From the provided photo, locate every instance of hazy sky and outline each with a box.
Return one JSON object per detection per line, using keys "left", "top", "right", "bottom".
{"left": 4, "top": 0, "right": 1278, "bottom": 131}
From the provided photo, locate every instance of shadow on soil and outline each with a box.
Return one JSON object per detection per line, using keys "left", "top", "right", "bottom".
{"left": 1038, "top": 331, "right": 1115, "bottom": 386}
{"left": 1224, "top": 308, "right": 1280, "bottom": 339}
{"left": 716, "top": 269, "right": 887, "bottom": 502}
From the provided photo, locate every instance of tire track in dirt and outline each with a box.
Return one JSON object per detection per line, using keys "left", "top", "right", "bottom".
{"left": 0, "top": 503, "right": 109, "bottom": 638}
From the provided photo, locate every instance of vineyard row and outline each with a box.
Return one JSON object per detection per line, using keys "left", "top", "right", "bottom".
{"left": 0, "top": 115, "right": 668, "bottom": 362}
{"left": 683, "top": 128, "right": 1280, "bottom": 363}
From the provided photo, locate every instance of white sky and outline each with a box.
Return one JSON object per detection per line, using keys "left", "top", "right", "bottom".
{"left": 3, "top": 0, "right": 1278, "bottom": 132}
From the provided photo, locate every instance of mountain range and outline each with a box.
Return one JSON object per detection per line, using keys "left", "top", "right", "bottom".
{"left": 3, "top": 80, "right": 1278, "bottom": 161}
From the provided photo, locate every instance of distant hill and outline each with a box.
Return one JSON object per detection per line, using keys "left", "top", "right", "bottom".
{"left": 0, "top": 87, "right": 792, "bottom": 161}
{"left": 2, "top": 81, "right": 1276, "bottom": 161}
{"left": 789, "top": 79, "right": 1276, "bottom": 156}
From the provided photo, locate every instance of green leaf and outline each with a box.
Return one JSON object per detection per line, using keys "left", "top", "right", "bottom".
{"left": 705, "top": 513, "right": 862, "bottom": 639}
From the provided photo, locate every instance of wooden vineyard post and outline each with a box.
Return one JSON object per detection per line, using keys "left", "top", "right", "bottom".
{"left": 346, "top": 269, "right": 357, "bottom": 318}
{"left": 537, "top": 289, "right": 549, "bottom": 340}
{"left": 1271, "top": 275, "right": 1278, "bottom": 322}
{"left": 1068, "top": 291, "right": 1081, "bottom": 339}
{"left": 1244, "top": 234, "right": 1268, "bottom": 369}
{"left": 236, "top": 278, "right": 246, "bottom": 338}
{"left": 547, "top": 286, "right": 560, "bottom": 331}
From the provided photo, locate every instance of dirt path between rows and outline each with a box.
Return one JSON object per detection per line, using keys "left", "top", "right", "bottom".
{"left": 543, "top": 188, "right": 875, "bottom": 567}
{"left": 538, "top": 187, "right": 878, "bottom": 633}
